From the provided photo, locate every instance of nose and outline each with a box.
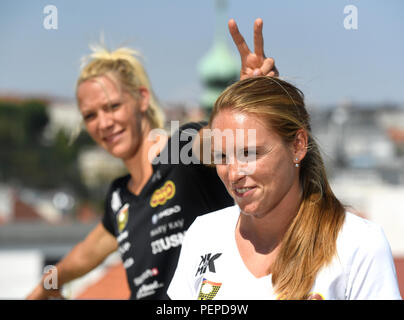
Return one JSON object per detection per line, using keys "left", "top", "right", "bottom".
{"left": 227, "top": 158, "right": 247, "bottom": 184}
{"left": 98, "top": 110, "right": 114, "bottom": 130}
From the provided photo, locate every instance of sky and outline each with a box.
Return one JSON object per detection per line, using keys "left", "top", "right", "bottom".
{"left": 0, "top": 0, "right": 403, "bottom": 107}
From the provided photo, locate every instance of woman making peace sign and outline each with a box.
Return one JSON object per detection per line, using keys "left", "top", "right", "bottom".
{"left": 168, "top": 77, "right": 401, "bottom": 300}
{"left": 27, "top": 18, "right": 278, "bottom": 300}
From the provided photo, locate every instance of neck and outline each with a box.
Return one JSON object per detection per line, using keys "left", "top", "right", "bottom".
{"left": 124, "top": 125, "right": 168, "bottom": 195}
{"left": 237, "top": 182, "right": 302, "bottom": 254}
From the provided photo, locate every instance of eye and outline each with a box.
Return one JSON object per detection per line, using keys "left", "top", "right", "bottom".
{"left": 213, "top": 152, "right": 226, "bottom": 164}
{"left": 82, "top": 112, "right": 96, "bottom": 122}
{"left": 238, "top": 148, "right": 257, "bottom": 161}
{"left": 110, "top": 103, "right": 121, "bottom": 110}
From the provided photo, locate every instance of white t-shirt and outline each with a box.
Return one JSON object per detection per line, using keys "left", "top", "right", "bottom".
{"left": 168, "top": 205, "right": 401, "bottom": 300}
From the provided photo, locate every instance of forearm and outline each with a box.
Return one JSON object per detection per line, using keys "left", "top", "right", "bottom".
{"left": 56, "top": 223, "right": 118, "bottom": 286}
{"left": 26, "top": 241, "right": 100, "bottom": 299}
{"left": 54, "top": 241, "right": 105, "bottom": 287}
{"left": 27, "top": 223, "right": 118, "bottom": 299}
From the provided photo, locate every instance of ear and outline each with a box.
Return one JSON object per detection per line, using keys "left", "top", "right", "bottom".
{"left": 137, "top": 86, "right": 150, "bottom": 113}
{"left": 293, "top": 129, "right": 308, "bottom": 164}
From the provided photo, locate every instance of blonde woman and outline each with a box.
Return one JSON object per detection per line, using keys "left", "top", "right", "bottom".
{"left": 168, "top": 76, "right": 401, "bottom": 300}
{"left": 27, "top": 19, "right": 278, "bottom": 300}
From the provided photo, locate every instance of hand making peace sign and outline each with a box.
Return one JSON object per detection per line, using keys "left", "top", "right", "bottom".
{"left": 229, "top": 18, "right": 279, "bottom": 80}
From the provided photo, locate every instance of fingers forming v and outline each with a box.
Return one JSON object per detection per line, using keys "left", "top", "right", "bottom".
{"left": 253, "top": 18, "right": 265, "bottom": 58}
{"left": 228, "top": 19, "right": 251, "bottom": 60}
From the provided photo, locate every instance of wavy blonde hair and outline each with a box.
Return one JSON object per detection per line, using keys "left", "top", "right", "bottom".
{"left": 210, "top": 76, "right": 345, "bottom": 299}
{"left": 76, "top": 45, "right": 165, "bottom": 130}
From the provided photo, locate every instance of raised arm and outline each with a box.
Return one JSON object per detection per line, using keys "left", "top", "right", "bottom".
{"left": 194, "top": 18, "right": 279, "bottom": 164}
{"left": 229, "top": 18, "right": 279, "bottom": 80}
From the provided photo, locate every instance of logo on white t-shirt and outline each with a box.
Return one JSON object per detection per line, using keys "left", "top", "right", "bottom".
{"left": 195, "top": 253, "right": 222, "bottom": 276}
{"left": 197, "top": 278, "right": 222, "bottom": 300}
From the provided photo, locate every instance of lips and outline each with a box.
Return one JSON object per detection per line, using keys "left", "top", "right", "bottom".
{"left": 103, "top": 129, "right": 125, "bottom": 144}
{"left": 233, "top": 186, "right": 256, "bottom": 198}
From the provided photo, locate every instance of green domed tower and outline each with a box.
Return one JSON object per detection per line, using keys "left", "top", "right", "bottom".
{"left": 198, "top": 0, "right": 239, "bottom": 116}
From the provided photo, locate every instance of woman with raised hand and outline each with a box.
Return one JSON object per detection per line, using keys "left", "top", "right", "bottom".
{"left": 27, "top": 18, "right": 278, "bottom": 300}
{"left": 168, "top": 76, "right": 401, "bottom": 300}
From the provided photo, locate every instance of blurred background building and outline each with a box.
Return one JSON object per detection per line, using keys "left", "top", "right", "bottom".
{"left": 198, "top": 0, "right": 239, "bottom": 115}
{"left": 1, "top": 0, "right": 403, "bottom": 299}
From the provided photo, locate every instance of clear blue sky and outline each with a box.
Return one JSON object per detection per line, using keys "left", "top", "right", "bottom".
{"left": 1, "top": 0, "right": 403, "bottom": 107}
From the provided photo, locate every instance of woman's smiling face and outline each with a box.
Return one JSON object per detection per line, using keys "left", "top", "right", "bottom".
{"left": 77, "top": 75, "right": 148, "bottom": 160}
{"left": 211, "top": 109, "right": 302, "bottom": 219}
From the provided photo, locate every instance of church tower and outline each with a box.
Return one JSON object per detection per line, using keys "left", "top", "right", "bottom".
{"left": 197, "top": 0, "right": 239, "bottom": 116}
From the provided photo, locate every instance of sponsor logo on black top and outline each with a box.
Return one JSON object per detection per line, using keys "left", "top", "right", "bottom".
{"left": 151, "top": 231, "right": 185, "bottom": 255}
{"left": 151, "top": 205, "right": 181, "bottom": 224}
{"left": 134, "top": 267, "right": 159, "bottom": 287}
{"left": 117, "top": 203, "right": 129, "bottom": 232}
{"left": 111, "top": 189, "right": 122, "bottom": 212}
{"left": 150, "top": 180, "right": 176, "bottom": 208}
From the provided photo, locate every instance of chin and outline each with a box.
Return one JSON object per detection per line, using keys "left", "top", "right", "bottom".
{"left": 238, "top": 201, "right": 271, "bottom": 219}
{"left": 107, "top": 146, "right": 131, "bottom": 160}
{"left": 238, "top": 202, "right": 258, "bottom": 215}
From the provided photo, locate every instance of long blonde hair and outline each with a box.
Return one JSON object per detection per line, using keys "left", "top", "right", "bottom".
{"left": 76, "top": 45, "right": 165, "bottom": 130}
{"left": 210, "top": 76, "right": 345, "bottom": 299}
